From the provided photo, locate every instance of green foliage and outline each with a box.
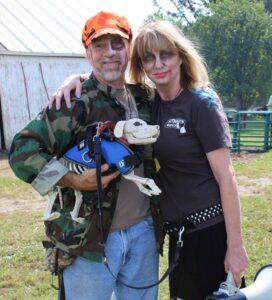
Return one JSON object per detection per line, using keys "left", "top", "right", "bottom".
{"left": 145, "top": 10, "right": 170, "bottom": 23}
{"left": 152, "top": 0, "right": 272, "bottom": 21}
{"left": 145, "top": 1, "right": 183, "bottom": 27}
{"left": 152, "top": 0, "right": 209, "bottom": 25}
{"left": 190, "top": 0, "right": 272, "bottom": 110}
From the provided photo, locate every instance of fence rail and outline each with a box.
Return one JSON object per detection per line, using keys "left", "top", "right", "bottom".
{"left": 225, "top": 111, "right": 272, "bottom": 153}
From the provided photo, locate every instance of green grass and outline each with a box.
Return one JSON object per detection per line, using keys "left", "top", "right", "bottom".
{"left": 0, "top": 152, "right": 272, "bottom": 299}
{"left": 0, "top": 177, "right": 31, "bottom": 198}
{"left": 232, "top": 152, "right": 272, "bottom": 281}
{"left": 241, "top": 194, "right": 272, "bottom": 281}
{"left": 234, "top": 151, "right": 272, "bottom": 178}
{"left": 0, "top": 211, "right": 57, "bottom": 300}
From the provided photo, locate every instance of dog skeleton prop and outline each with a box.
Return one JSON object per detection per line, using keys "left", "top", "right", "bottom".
{"left": 43, "top": 119, "right": 161, "bottom": 223}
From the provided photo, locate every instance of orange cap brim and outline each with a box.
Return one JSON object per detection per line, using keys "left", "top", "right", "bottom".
{"left": 86, "top": 28, "right": 130, "bottom": 47}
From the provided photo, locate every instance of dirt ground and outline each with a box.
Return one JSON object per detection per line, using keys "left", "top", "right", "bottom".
{"left": 0, "top": 157, "right": 46, "bottom": 213}
{"left": 0, "top": 153, "right": 270, "bottom": 213}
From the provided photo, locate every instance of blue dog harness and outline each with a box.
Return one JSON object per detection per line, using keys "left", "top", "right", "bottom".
{"left": 63, "top": 122, "right": 142, "bottom": 175}
{"left": 64, "top": 138, "right": 137, "bottom": 175}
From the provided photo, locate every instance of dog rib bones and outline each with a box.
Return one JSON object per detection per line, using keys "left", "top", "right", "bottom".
{"left": 43, "top": 118, "right": 161, "bottom": 223}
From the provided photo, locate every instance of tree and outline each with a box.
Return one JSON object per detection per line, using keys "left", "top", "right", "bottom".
{"left": 263, "top": 0, "right": 272, "bottom": 13}
{"left": 152, "top": 0, "right": 207, "bottom": 25}
{"left": 190, "top": 0, "right": 272, "bottom": 110}
{"left": 153, "top": 0, "right": 272, "bottom": 24}
{"left": 145, "top": 6, "right": 183, "bottom": 27}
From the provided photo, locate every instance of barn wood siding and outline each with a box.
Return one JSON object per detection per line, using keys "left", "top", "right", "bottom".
{"left": 0, "top": 52, "right": 90, "bottom": 149}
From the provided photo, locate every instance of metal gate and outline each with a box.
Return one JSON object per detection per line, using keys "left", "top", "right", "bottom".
{"left": 226, "top": 111, "right": 272, "bottom": 153}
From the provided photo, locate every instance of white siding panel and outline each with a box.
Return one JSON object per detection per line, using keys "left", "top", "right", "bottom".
{"left": 0, "top": 53, "right": 90, "bottom": 149}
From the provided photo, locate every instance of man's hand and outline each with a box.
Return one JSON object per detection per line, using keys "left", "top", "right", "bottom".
{"left": 49, "top": 73, "right": 89, "bottom": 110}
{"left": 58, "top": 164, "right": 120, "bottom": 191}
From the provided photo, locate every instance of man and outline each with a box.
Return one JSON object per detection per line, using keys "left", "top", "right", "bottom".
{"left": 9, "top": 11, "right": 163, "bottom": 300}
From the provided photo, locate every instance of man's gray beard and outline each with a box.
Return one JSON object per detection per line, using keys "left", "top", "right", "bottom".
{"left": 102, "top": 70, "right": 125, "bottom": 82}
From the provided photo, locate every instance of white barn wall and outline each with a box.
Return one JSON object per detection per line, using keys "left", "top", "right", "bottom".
{"left": 0, "top": 52, "right": 90, "bottom": 149}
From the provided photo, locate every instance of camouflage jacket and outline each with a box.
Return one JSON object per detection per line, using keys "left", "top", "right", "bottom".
{"left": 9, "top": 73, "right": 163, "bottom": 261}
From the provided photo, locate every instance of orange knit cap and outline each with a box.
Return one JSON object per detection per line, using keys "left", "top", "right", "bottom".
{"left": 82, "top": 11, "right": 132, "bottom": 49}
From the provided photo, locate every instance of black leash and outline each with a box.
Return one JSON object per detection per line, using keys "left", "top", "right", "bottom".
{"left": 93, "top": 123, "right": 185, "bottom": 290}
{"left": 104, "top": 226, "right": 184, "bottom": 289}
{"left": 93, "top": 128, "right": 106, "bottom": 246}
{"left": 58, "top": 272, "right": 65, "bottom": 300}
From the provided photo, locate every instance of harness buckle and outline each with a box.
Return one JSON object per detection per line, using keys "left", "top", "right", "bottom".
{"left": 177, "top": 226, "right": 185, "bottom": 247}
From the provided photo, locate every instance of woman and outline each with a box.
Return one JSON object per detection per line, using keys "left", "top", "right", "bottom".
{"left": 130, "top": 21, "right": 248, "bottom": 300}
{"left": 51, "top": 21, "right": 248, "bottom": 300}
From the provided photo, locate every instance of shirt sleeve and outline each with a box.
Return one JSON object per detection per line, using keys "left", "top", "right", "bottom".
{"left": 193, "top": 90, "right": 232, "bottom": 153}
{"left": 9, "top": 103, "right": 79, "bottom": 195}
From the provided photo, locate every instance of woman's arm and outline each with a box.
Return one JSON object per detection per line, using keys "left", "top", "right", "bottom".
{"left": 206, "top": 147, "right": 248, "bottom": 287}
{"left": 49, "top": 73, "right": 90, "bottom": 110}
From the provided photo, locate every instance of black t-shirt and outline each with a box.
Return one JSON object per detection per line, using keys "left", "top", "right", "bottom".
{"left": 152, "top": 88, "right": 231, "bottom": 225}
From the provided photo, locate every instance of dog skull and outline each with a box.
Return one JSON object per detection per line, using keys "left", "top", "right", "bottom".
{"left": 114, "top": 118, "right": 160, "bottom": 145}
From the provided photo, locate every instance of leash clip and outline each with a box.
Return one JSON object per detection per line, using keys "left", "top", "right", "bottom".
{"left": 93, "top": 122, "right": 103, "bottom": 141}
{"left": 50, "top": 273, "right": 59, "bottom": 290}
{"left": 177, "top": 226, "right": 185, "bottom": 247}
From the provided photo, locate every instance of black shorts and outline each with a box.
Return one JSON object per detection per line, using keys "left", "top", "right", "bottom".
{"left": 168, "top": 222, "right": 228, "bottom": 300}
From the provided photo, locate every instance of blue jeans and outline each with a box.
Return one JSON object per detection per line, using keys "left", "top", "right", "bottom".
{"left": 63, "top": 216, "right": 159, "bottom": 300}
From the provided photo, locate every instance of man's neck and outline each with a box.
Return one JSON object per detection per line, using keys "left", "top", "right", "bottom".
{"left": 93, "top": 71, "right": 125, "bottom": 89}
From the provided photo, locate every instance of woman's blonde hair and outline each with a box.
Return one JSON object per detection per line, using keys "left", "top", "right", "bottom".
{"left": 130, "top": 20, "right": 210, "bottom": 90}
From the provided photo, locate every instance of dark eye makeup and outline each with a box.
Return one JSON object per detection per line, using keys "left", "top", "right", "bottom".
{"left": 142, "top": 50, "right": 176, "bottom": 63}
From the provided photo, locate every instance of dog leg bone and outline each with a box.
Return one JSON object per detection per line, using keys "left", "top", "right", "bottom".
{"left": 136, "top": 179, "right": 161, "bottom": 195}
{"left": 58, "top": 186, "right": 63, "bottom": 209}
{"left": 133, "top": 181, "right": 154, "bottom": 196}
{"left": 42, "top": 189, "right": 60, "bottom": 221}
{"left": 123, "top": 172, "right": 161, "bottom": 196}
{"left": 70, "top": 190, "right": 85, "bottom": 223}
